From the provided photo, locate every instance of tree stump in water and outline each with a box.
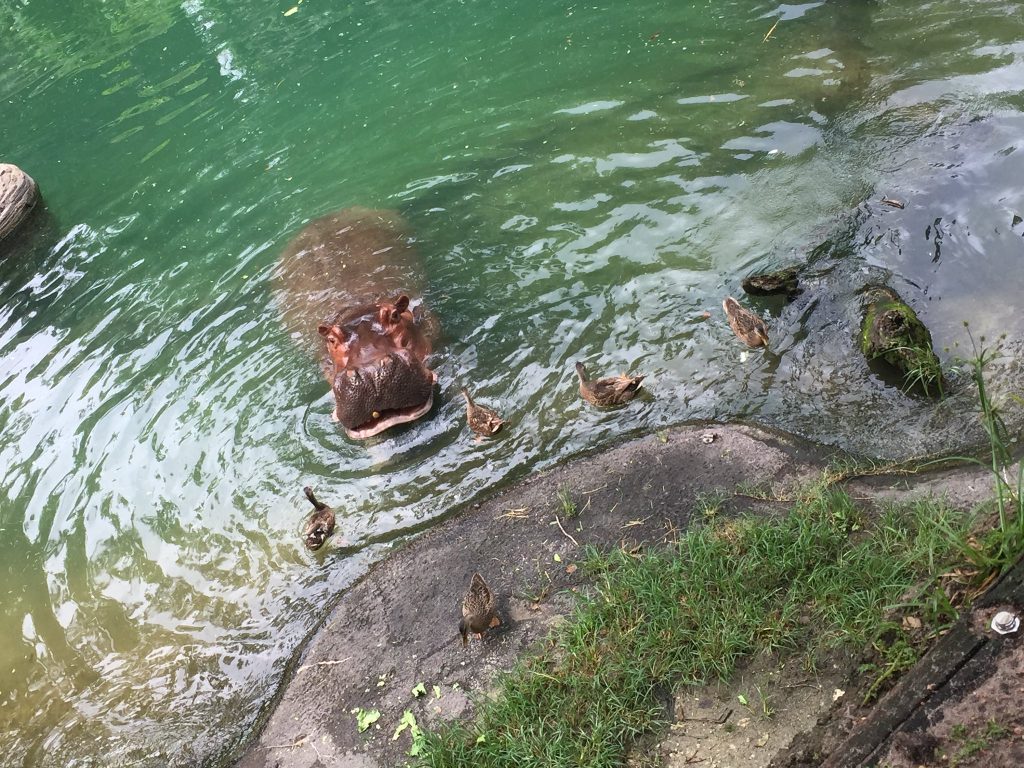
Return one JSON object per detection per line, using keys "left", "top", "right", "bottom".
{"left": 860, "top": 285, "right": 945, "bottom": 397}
{"left": 0, "top": 164, "right": 40, "bottom": 244}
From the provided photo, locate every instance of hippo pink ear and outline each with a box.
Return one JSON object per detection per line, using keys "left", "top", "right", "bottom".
{"left": 394, "top": 295, "right": 410, "bottom": 313}
{"left": 317, "top": 324, "right": 332, "bottom": 338}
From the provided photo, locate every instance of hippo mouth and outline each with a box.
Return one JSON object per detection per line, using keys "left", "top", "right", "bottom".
{"left": 342, "top": 393, "right": 435, "bottom": 439}
{"left": 331, "top": 351, "right": 436, "bottom": 439}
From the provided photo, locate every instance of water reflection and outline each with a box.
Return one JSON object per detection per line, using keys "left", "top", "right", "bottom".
{"left": 1, "top": 0, "right": 1024, "bottom": 765}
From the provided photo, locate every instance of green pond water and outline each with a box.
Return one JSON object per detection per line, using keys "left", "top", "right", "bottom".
{"left": 2, "top": 0, "right": 1024, "bottom": 764}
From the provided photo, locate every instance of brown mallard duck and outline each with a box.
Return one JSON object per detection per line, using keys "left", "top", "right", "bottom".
{"left": 302, "top": 486, "right": 336, "bottom": 551}
{"left": 459, "top": 572, "right": 499, "bottom": 647}
{"left": 723, "top": 296, "right": 769, "bottom": 348}
{"left": 460, "top": 386, "right": 504, "bottom": 436}
{"left": 575, "top": 361, "right": 645, "bottom": 407}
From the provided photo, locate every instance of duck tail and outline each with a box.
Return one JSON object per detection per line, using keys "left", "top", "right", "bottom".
{"left": 303, "top": 486, "right": 328, "bottom": 511}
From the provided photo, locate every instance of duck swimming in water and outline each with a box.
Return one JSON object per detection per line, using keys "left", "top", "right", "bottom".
{"left": 302, "top": 486, "right": 336, "bottom": 551}
{"left": 460, "top": 386, "right": 504, "bottom": 437}
{"left": 723, "top": 296, "right": 769, "bottom": 348}
{"left": 575, "top": 361, "right": 645, "bottom": 407}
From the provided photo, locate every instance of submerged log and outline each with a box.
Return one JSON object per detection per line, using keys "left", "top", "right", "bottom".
{"left": 860, "top": 285, "right": 945, "bottom": 397}
{"left": 0, "top": 164, "right": 40, "bottom": 244}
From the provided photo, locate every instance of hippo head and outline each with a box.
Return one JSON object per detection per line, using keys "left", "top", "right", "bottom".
{"left": 317, "top": 295, "right": 436, "bottom": 439}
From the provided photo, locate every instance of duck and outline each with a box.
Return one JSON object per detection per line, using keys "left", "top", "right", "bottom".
{"left": 460, "top": 386, "right": 504, "bottom": 436}
{"left": 459, "top": 572, "right": 499, "bottom": 647}
{"left": 575, "top": 361, "right": 645, "bottom": 407}
{"left": 723, "top": 296, "right": 769, "bottom": 348}
{"left": 302, "top": 486, "right": 336, "bottom": 551}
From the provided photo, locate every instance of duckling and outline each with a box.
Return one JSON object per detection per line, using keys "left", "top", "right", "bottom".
{"left": 302, "top": 486, "right": 336, "bottom": 551}
{"left": 460, "top": 386, "right": 504, "bottom": 436}
{"left": 459, "top": 572, "right": 499, "bottom": 647}
{"left": 723, "top": 296, "right": 769, "bottom": 348}
{"left": 575, "top": 361, "right": 645, "bottom": 407}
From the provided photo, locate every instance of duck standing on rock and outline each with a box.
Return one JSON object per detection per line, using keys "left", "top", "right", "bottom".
{"left": 460, "top": 386, "right": 504, "bottom": 437}
{"left": 723, "top": 296, "right": 769, "bottom": 348}
{"left": 302, "top": 486, "right": 336, "bottom": 551}
{"left": 575, "top": 361, "right": 645, "bottom": 407}
{"left": 459, "top": 572, "right": 499, "bottom": 647}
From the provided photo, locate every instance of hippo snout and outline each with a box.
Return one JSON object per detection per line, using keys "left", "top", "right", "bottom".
{"left": 332, "top": 351, "right": 435, "bottom": 438}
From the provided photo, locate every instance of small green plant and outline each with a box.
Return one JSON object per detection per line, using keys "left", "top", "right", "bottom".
{"left": 859, "top": 629, "right": 919, "bottom": 704}
{"left": 882, "top": 344, "right": 945, "bottom": 398}
{"left": 694, "top": 490, "right": 728, "bottom": 520}
{"left": 738, "top": 686, "right": 774, "bottom": 720}
{"left": 948, "top": 718, "right": 1010, "bottom": 766}
{"left": 733, "top": 480, "right": 778, "bottom": 500}
{"left": 985, "top": 719, "right": 1009, "bottom": 739}
{"left": 933, "top": 330, "right": 1024, "bottom": 576}
{"left": 556, "top": 486, "right": 578, "bottom": 518}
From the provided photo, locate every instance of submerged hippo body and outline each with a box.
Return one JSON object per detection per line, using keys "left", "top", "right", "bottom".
{"left": 275, "top": 207, "right": 438, "bottom": 439}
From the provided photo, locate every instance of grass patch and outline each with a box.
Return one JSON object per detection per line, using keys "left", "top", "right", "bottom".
{"left": 947, "top": 719, "right": 1010, "bottom": 766}
{"left": 556, "top": 486, "right": 579, "bottom": 519}
{"left": 418, "top": 488, "right": 973, "bottom": 768}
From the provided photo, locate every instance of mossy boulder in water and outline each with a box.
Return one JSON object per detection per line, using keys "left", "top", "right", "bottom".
{"left": 860, "top": 285, "right": 945, "bottom": 397}
{"left": 0, "top": 164, "right": 39, "bottom": 244}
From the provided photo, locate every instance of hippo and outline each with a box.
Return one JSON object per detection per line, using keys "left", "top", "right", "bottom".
{"left": 275, "top": 207, "right": 438, "bottom": 439}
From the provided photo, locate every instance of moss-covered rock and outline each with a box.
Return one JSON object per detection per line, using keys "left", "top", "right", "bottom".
{"left": 860, "top": 285, "right": 945, "bottom": 397}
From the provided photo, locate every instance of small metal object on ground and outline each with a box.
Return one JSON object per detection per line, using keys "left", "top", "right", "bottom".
{"left": 700, "top": 432, "right": 717, "bottom": 444}
{"left": 991, "top": 610, "right": 1020, "bottom": 635}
